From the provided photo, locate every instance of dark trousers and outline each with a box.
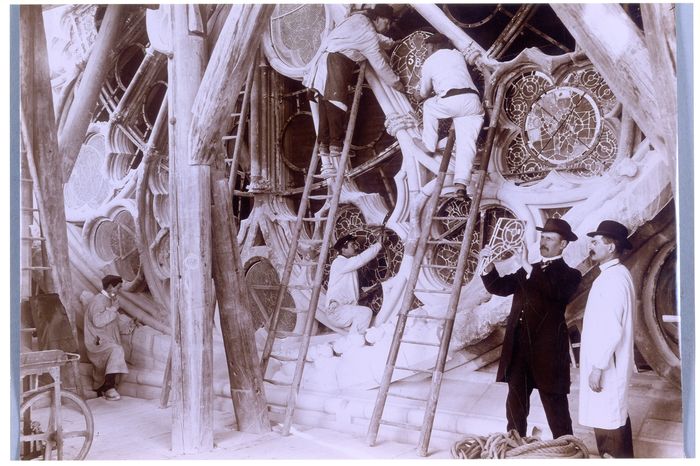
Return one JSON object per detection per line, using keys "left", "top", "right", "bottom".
{"left": 317, "top": 99, "right": 347, "bottom": 149}
{"left": 594, "top": 416, "right": 634, "bottom": 458}
{"left": 97, "top": 373, "right": 117, "bottom": 395}
{"left": 506, "top": 330, "right": 573, "bottom": 438}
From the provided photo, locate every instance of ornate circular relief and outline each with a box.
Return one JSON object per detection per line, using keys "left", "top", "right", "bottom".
{"left": 524, "top": 86, "right": 601, "bottom": 165}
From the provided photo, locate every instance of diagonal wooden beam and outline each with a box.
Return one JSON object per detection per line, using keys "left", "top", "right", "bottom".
{"left": 59, "top": 4, "right": 125, "bottom": 182}
{"left": 188, "top": 4, "right": 275, "bottom": 164}
{"left": 551, "top": 3, "right": 670, "bottom": 160}
{"left": 19, "top": 5, "right": 79, "bottom": 337}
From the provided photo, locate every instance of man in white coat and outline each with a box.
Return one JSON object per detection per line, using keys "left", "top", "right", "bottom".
{"left": 84, "top": 275, "right": 129, "bottom": 401}
{"left": 579, "top": 220, "right": 636, "bottom": 458}
{"left": 304, "top": 5, "right": 404, "bottom": 178}
{"left": 325, "top": 234, "right": 382, "bottom": 334}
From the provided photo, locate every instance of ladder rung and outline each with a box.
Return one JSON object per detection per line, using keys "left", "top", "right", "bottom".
{"left": 221, "top": 135, "right": 237, "bottom": 141}
{"left": 263, "top": 378, "right": 292, "bottom": 387}
{"left": 394, "top": 366, "right": 432, "bottom": 374}
{"left": 267, "top": 404, "right": 286, "bottom": 413}
{"left": 413, "top": 288, "right": 452, "bottom": 294}
{"left": 308, "top": 195, "right": 331, "bottom": 200}
{"left": 20, "top": 178, "right": 33, "bottom": 183}
{"left": 252, "top": 285, "right": 282, "bottom": 291}
{"left": 421, "top": 263, "right": 457, "bottom": 270}
{"left": 426, "top": 240, "right": 463, "bottom": 246}
{"left": 22, "top": 266, "right": 51, "bottom": 271}
{"left": 406, "top": 314, "right": 449, "bottom": 321}
{"left": 230, "top": 112, "right": 242, "bottom": 117}
{"left": 279, "top": 306, "right": 309, "bottom": 314}
{"left": 269, "top": 352, "right": 299, "bottom": 362}
{"left": 20, "top": 208, "right": 39, "bottom": 212}
{"left": 292, "top": 261, "right": 319, "bottom": 268}
{"left": 20, "top": 236, "right": 45, "bottom": 241}
{"left": 286, "top": 284, "right": 313, "bottom": 291}
{"left": 302, "top": 217, "right": 327, "bottom": 222}
{"left": 432, "top": 216, "right": 469, "bottom": 221}
{"left": 387, "top": 392, "right": 429, "bottom": 402}
{"left": 275, "top": 330, "right": 305, "bottom": 338}
{"left": 399, "top": 338, "right": 441, "bottom": 347}
{"left": 379, "top": 419, "right": 421, "bottom": 431}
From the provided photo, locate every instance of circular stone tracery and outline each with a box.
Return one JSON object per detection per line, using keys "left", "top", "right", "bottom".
{"left": 524, "top": 86, "right": 601, "bottom": 165}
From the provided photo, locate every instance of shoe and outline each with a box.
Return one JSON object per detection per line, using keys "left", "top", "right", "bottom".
{"left": 454, "top": 183, "right": 468, "bottom": 200}
{"left": 316, "top": 169, "right": 337, "bottom": 179}
{"left": 104, "top": 388, "right": 121, "bottom": 401}
{"left": 328, "top": 145, "right": 342, "bottom": 157}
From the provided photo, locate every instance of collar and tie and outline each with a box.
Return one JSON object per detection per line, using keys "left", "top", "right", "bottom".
{"left": 540, "top": 258, "right": 558, "bottom": 271}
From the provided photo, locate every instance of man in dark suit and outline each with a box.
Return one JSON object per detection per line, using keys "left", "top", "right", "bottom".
{"left": 479, "top": 218, "right": 582, "bottom": 438}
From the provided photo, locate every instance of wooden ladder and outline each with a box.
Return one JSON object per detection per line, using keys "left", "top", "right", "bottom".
{"left": 223, "top": 63, "right": 255, "bottom": 194}
{"left": 366, "top": 81, "right": 503, "bottom": 455}
{"left": 259, "top": 62, "right": 368, "bottom": 436}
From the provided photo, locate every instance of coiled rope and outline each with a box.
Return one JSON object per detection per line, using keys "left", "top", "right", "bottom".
{"left": 451, "top": 430, "right": 590, "bottom": 459}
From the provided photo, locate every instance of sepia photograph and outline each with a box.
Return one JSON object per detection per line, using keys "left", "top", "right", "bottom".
{"left": 10, "top": 2, "right": 692, "bottom": 460}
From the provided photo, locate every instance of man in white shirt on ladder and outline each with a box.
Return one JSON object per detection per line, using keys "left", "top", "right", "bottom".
{"left": 414, "top": 33, "right": 484, "bottom": 199}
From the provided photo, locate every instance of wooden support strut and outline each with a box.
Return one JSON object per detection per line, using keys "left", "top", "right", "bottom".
{"left": 211, "top": 174, "right": 271, "bottom": 433}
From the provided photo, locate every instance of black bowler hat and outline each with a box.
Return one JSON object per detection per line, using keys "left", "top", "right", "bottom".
{"left": 333, "top": 234, "right": 357, "bottom": 252}
{"left": 587, "top": 220, "right": 633, "bottom": 250}
{"left": 369, "top": 4, "right": 395, "bottom": 20}
{"left": 536, "top": 218, "right": 578, "bottom": 242}
{"left": 425, "top": 33, "right": 450, "bottom": 46}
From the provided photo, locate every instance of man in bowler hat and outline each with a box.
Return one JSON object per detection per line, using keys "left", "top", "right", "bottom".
{"left": 479, "top": 218, "right": 582, "bottom": 438}
{"left": 579, "top": 220, "right": 636, "bottom": 457}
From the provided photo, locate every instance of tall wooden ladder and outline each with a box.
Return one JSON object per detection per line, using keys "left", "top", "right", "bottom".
{"left": 366, "top": 83, "right": 503, "bottom": 455}
{"left": 259, "top": 62, "right": 368, "bottom": 436}
{"left": 223, "top": 64, "right": 255, "bottom": 194}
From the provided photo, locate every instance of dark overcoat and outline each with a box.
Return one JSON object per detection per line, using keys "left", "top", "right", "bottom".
{"left": 482, "top": 258, "right": 582, "bottom": 394}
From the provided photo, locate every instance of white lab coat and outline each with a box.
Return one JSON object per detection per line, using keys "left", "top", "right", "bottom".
{"left": 326, "top": 243, "right": 382, "bottom": 308}
{"left": 578, "top": 259, "right": 635, "bottom": 429}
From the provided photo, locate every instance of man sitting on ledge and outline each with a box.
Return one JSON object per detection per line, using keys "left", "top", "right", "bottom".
{"left": 84, "top": 274, "right": 129, "bottom": 401}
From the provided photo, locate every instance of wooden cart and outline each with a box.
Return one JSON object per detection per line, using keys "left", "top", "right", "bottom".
{"left": 19, "top": 350, "right": 94, "bottom": 460}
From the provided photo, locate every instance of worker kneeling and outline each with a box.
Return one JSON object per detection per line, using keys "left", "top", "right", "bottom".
{"left": 84, "top": 275, "right": 129, "bottom": 401}
{"left": 325, "top": 234, "right": 382, "bottom": 334}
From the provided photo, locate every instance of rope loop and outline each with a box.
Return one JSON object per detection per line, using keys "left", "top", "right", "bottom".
{"left": 451, "top": 430, "right": 590, "bottom": 459}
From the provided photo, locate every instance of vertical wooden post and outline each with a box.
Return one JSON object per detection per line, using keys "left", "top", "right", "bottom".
{"left": 211, "top": 175, "right": 271, "bottom": 433}
{"left": 167, "top": 4, "right": 214, "bottom": 454}
{"left": 19, "top": 5, "right": 79, "bottom": 336}
{"left": 59, "top": 4, "right": 125, "bottom": 182}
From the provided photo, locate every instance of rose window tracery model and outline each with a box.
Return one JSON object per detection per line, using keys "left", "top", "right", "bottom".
{"left": 497, "top": 65, "right": 618, "bottom": 183}
{"left": 431, "top": 201, "right": 516, "bottom": 285}
{"left": 92, "top": 209, "right": 141, "bottom": 285}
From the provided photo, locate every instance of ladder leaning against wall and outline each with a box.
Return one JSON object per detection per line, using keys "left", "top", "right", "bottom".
{"left": 259, "top": 62, "right": 368, "bottom": 436}
{"left": 366, "top": 74, "right": 505, "bottom": 457}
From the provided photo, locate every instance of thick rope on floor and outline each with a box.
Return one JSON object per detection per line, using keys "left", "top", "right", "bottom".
{"left": 451, "top": 430, "right": 590, "bottom": 459}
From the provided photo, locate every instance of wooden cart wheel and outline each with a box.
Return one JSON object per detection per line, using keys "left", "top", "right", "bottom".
{"left": 20, "top": 390, "right": 94, "bottom": 460}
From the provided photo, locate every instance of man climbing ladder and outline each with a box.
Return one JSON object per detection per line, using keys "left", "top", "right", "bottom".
{"left": 304, "top": 4, "right": 405, "bottom": 177}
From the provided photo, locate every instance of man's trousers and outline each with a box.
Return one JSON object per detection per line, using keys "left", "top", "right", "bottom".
{"left": 421, "top": 93, "right": 483, "bottom": 186}
{"left": 594, "top": 416, "right": 634, "bottom": 458}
